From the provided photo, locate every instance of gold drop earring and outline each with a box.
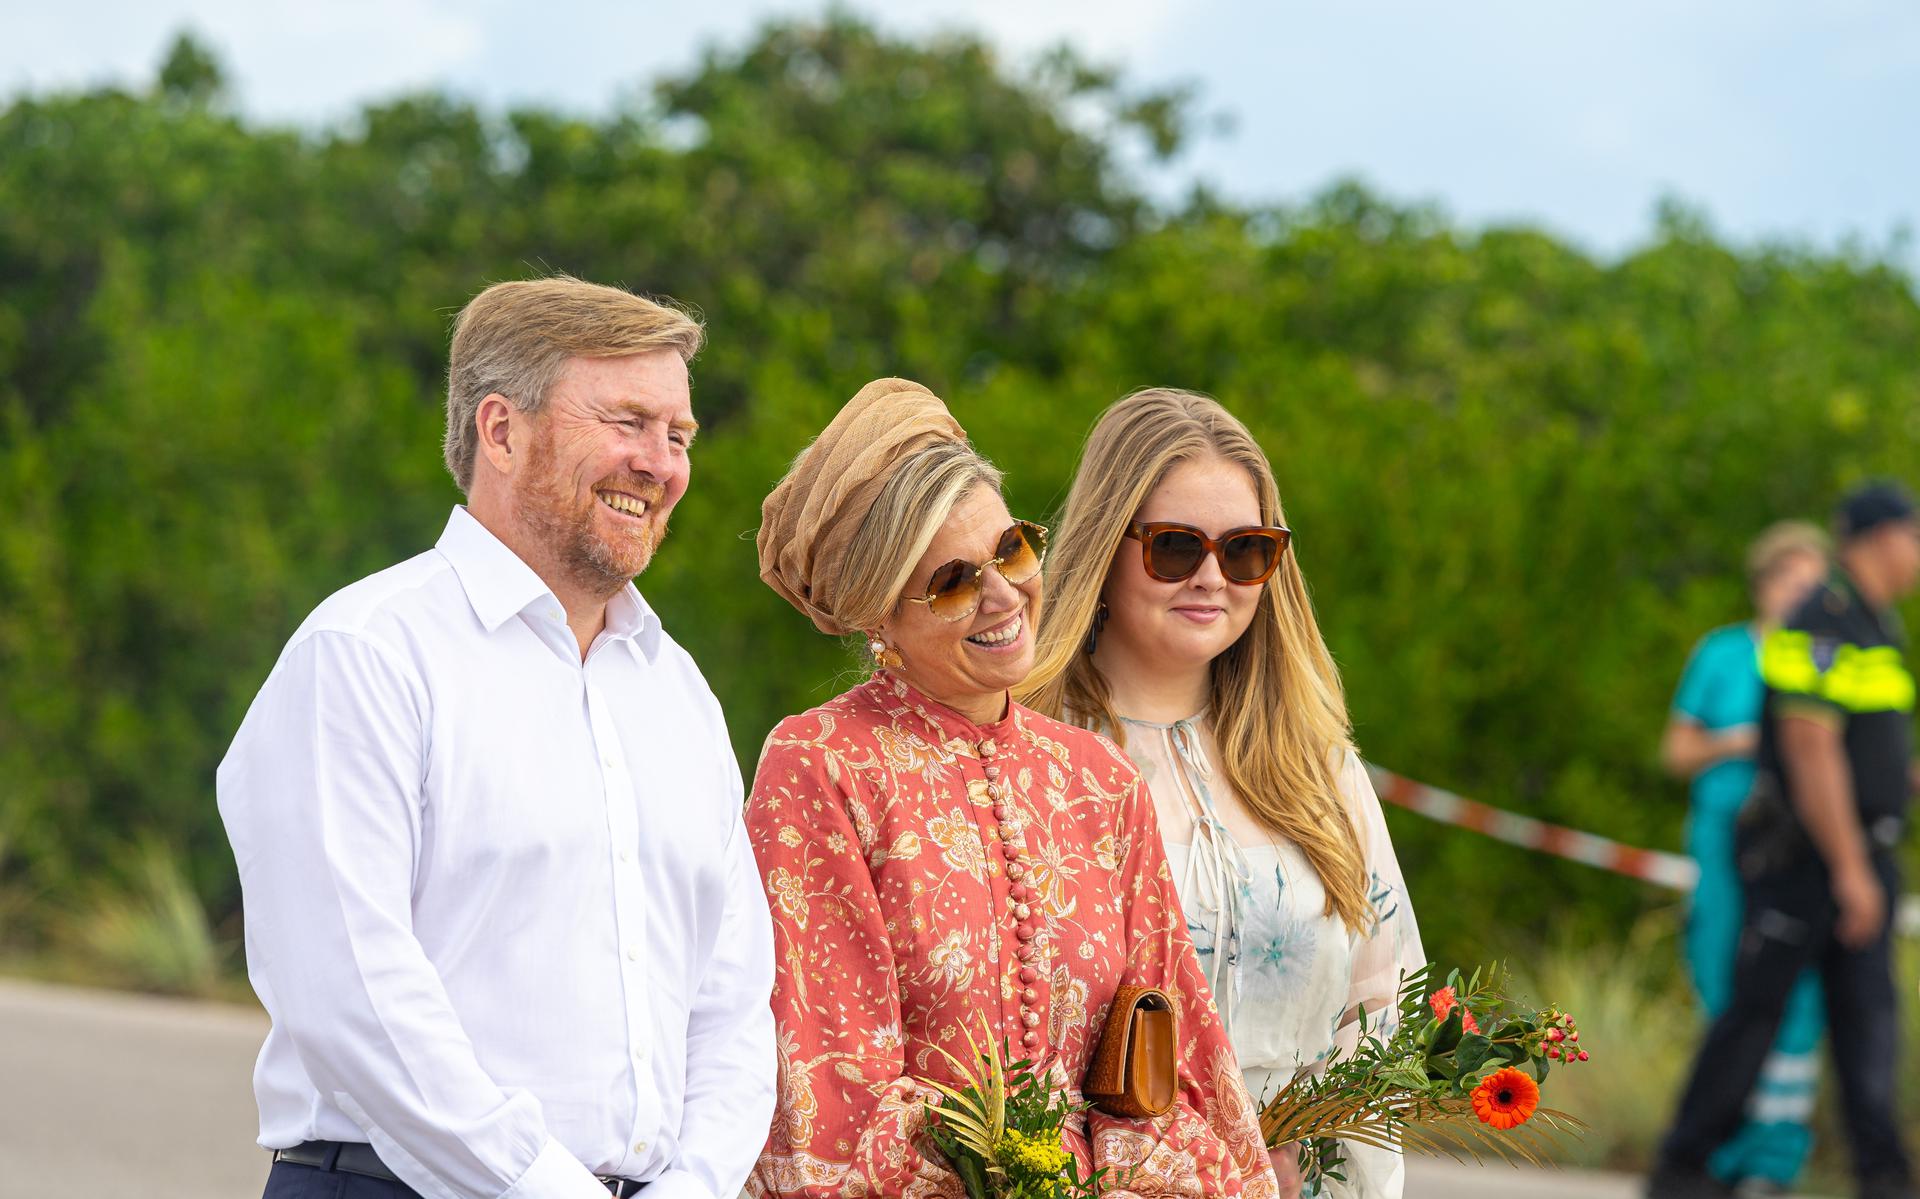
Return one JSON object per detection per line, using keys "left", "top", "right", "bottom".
{"left": 867, "top": 634, "right": 904, "bottom": 670}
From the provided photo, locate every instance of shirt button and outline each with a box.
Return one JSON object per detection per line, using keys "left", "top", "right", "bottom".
{"left": 633, "top": 1141, "right": 648, "bottom": 1155}
{"left": 1021, "top": 1010, "right": 1041, "bottom": 1028}
{"left": 626, "top": 946, "right": 639, "bottom": 962}
{"left": 985, "top": 765, "right": 1002, "bottom": 780}
{"left": 1013, "top": 903, "right": 1031, "bottom": 920}
{"left": 1019, "top": 966, "right": 1037, "bottom": 984}
{"left": 633, "top": 1045, "right": 649, "bottom": 1061}
{"left": 618, "top": 849, "right": 630, "bottom": 863}
{"left": 1015, "top": 923, "right": 1034, "bottom": 941}
{"left": 1022, "top": 987, "right": 1039, "bottom": 1002}
{"left": 980, "top": 740, "right": 998, "bottom": 756}
{"left": 1022, "top": 1030, "right": 1040, "bottom": 1048}
{"left": 1006, "top": 862, "right": 1025, "bottom": 880}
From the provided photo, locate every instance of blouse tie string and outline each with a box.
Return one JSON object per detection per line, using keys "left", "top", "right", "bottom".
{"left": 1167, "top": 717, "right": 1252, "bottom": 1037}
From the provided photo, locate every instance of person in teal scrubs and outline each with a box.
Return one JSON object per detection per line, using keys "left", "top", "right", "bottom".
{"left": 1662, "top": 520, "right": 1831, "bottom": 1194}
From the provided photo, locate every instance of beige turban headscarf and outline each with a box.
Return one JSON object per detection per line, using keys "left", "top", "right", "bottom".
{"left": 758, "top": 378, "right": 969, "bottom": 635}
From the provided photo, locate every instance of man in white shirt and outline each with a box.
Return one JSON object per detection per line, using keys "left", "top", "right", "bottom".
{"left": 219, "top": 276, "right": 775, "bottom": 1199}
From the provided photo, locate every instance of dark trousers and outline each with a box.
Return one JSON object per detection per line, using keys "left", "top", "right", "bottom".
{"left": 1659, "top": 850, "right": 1910, "bottom": 1184}
{"left": 263, "top": 1157, "right": 422, "bottom": 1199}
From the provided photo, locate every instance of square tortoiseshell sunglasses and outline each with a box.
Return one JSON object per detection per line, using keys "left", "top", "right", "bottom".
{"left": 901, "top": 520, "right": 1049, "bottom": 622}
{"left": 1124, "top": 521, "right": 1291, "bottom": 584}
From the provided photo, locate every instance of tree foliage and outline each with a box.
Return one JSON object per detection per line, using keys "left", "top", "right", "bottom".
{"left": 4, "top": 17, "right": 1918, "bottom": 966}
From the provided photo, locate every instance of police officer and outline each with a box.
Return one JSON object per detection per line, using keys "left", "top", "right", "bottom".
{"left": 1650, "top": 481, "right": 1920, "bottom": 1199}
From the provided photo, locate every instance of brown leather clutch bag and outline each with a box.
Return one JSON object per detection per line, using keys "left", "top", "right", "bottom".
{"left": 1084, "top": 984, "right": 1178, "bottom": 1118}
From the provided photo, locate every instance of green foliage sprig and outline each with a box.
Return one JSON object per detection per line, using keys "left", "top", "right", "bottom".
{"left": 923, "top": 1025, "right": 1109, "bottom": 1199}
{"left": 1261, "top": 963, "right": 1587, "bottom": 1191}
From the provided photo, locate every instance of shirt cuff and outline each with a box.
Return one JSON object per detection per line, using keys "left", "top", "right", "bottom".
{"left": 497, "top": 1137, "right": 608, "bottom": 1199}
{"left": 632, "top": 1168, "right": 718, "bottom": 1199}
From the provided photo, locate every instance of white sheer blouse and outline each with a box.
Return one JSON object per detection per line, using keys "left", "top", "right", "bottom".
{"left": 1111, "top": 715, "right": 1425, "bottom": 1199}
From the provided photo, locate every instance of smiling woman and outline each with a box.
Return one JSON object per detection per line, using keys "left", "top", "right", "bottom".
{"left": 872, "top": 491, "right": 1046, "bottom": 723}
{"left": 742, "top": 378, "right": 1278, "bottom": 1199}
{"left": 1021, "top": 388, "right": 1425, "bottom": 1198}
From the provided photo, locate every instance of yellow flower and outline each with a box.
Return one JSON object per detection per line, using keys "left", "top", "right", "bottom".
{"left": 997, "top": 1127, "right": 1071, "bottom": 1177}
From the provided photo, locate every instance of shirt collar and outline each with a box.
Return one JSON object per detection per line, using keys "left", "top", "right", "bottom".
{"left": 1832, "top": 565, "right": 1858, "bottom": 598}
{"left": 1832, "top": 564, "right": 1903, "bottom": 647}
{"left": 436, "top": 507, "right": 663, "bottom": 661}
{"left": 606, "top": 583, "right": 664, "bottom": 662}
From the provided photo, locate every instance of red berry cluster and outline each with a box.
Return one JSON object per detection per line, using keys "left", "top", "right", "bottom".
{"left": 1539, "top": 1010, "right": 1589, "bottom": 1064}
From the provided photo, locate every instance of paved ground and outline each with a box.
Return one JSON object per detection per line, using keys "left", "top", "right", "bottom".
{"left": 1, "top": 976, "right": 271, "bottom": 1198}
{"left": 0, "top": 976, "right": 1697, "bottom": 1198}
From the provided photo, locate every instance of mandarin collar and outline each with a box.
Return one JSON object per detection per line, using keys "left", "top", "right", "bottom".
{"left": 870, "top": 670, "right": 1028, "bottom": 757}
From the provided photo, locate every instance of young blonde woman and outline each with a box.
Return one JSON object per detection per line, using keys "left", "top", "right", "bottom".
{"left": 1022, "top": 389, "right": 1423, "bottom": 1199}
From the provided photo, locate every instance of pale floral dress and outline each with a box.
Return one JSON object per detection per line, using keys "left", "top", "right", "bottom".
{"left": 744, "top": 673, "right": 1278, "bottom": 1199}
{"left": 1108, "top": 716, "right": 1425, "bottom": 1199}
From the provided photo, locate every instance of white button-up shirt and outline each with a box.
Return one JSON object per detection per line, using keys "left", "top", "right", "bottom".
{"left": 219, "top": 507, "right": 775, "bottom": 1199}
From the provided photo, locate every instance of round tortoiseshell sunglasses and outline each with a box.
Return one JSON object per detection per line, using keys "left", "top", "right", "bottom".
{"left": 901, "top": 520, "right": 1049, "bottom": 622}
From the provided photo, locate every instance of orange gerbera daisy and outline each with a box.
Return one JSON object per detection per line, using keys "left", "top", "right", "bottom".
{"left": 1471, "top": 1067, "right": 1540, "bottom": 1130}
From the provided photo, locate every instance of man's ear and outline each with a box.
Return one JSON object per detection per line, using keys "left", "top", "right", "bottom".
{"left": 474, "top": 394, "right": 516, "bottom": 477}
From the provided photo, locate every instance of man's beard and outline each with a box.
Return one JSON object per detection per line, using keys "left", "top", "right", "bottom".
{"left": 516, "top": 438, "right": 668, "bottom": 597}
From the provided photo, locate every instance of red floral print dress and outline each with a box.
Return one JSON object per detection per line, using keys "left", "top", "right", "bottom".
{"left": 745, "top": 673, "right": 1277, "bottom": 1199}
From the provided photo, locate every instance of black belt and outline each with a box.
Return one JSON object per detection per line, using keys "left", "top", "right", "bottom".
{"left": 273, "top": 1140, "right": 647, "bottom": 1197}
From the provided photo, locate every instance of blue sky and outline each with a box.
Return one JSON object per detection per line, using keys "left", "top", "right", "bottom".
{"left": 9, "top": 0, "right": 1918, "bottom": 269}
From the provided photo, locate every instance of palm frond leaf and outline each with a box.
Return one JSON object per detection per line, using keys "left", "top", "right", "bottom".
{"left": 1265, "top": 1084, "right": 1584, "bottom": 1166}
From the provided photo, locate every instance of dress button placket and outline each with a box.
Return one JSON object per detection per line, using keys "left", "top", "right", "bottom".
{"left": 981, "top": 737, "right": 1046, "bottom": 1056}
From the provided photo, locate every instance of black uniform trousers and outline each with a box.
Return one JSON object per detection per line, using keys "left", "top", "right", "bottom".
{"left": 1659, "top": 847, "right": 1910, "bottom": 1184}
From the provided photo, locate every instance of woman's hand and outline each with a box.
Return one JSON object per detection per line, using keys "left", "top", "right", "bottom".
{"left": 1268, "top": 1144, "right": 1303, "bottom": 1198}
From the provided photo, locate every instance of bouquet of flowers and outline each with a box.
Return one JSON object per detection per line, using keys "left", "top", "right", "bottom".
{"left": 923, "top": 1025, "right": 1110, "bottom": 1199}
{"left": 1260, "top": 963, "right": 1586, "bottom": 1191}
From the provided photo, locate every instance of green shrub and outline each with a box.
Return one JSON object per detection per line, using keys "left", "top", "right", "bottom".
{"left": 2, "top": 17, "right": 1917, "bottom": 984}
{"left": 58, "top": 839, "right": 226, "bottom": 996}
{"left": 1507, "top": 914, "right": 1700, "bottom": 1171}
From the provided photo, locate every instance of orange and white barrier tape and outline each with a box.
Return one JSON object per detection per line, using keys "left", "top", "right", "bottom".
{"left": 1363, "top": 762, "right": 1920, "bottom": 934}
{"left": 1366, "top": 763, "right": 1701, "bottom": 889}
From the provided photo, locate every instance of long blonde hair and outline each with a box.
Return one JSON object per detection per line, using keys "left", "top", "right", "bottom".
{"left": 1019, "top": 388, "right": 1372, "bottom": 931}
